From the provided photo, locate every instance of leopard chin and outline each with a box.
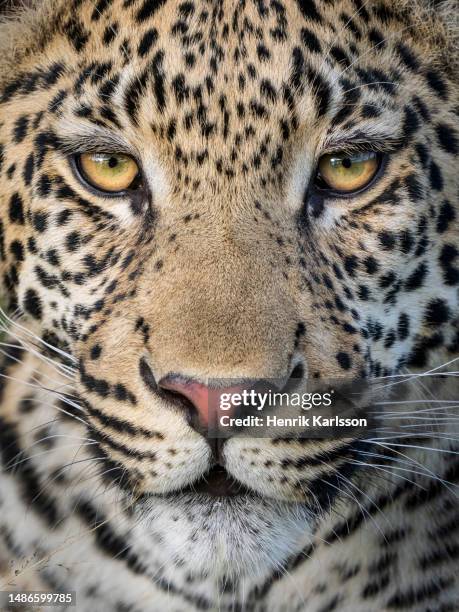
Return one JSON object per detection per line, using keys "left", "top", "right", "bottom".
{"left": 135, "top": 490, "right": 314, "bottom": 582}
{"left": 130, "top": 464, "right": 316, "bottom": 583}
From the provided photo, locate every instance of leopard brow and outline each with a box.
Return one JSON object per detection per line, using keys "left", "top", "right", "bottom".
{"left": 58, "top": 126, "right": 400, "bottom": 158}
{"left": 58, "top": 134, "right": 135, "bottom": 156}
{"left": 55, "top": 122, "right": 136, "bottom": 156}
{"left": 324, "top": 130, "right": 402, "bottom": 155}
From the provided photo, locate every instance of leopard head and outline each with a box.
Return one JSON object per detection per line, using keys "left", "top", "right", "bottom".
{"left": 0, "top": 0, "right": 457, "bottom": 583}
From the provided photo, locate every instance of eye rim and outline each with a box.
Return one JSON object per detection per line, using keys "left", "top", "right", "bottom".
{"left": 70, "top": 152, "right": 144, "bottom": 198}
{"left": 312, "top": 151, "right": 387, "bottom": 199}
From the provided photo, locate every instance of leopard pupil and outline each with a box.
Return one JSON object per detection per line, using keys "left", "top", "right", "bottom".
{"left": 108, "top": 157, "right": 118, "bottom": 168}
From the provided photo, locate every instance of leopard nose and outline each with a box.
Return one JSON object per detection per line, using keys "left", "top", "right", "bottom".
{"left": 158, "top": 376, "right": 244, "bottom": 432}
{"left": 158, "top": 363, "right": 305, "bottom": 434}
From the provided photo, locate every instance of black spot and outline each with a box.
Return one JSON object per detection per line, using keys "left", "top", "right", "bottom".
{"left": 91, "top": 0, "right": 112, "bottom": 21}
{"left": 9, "top": 193, "right": 24, "bottom": 224}
{"left": 35, "top": 265, "right": 58, "bottom": 290}
{"left": 301, "top": 28, "right": 321, "bottom": 53}
{"left": 136, "top": 0, "right": 166, "bottom": 23}
{"left": 66, "top": 231, "right": 81, "bottom": 252}
{"left": 103, "top": 23, "right": 118, "bottom": 45}
{"left": 100, "top": 106, "right": 121, "bottom": 128}
{"left": 23, "top": 152, "right": 35, "bottom": 185}
{"left": 429, "top": 161, "right": 443, "bottom": 191}
{"left": 404, "top": 262, "right": 427, "bottom": 291}
{"left": 378, "top": 231, "right": 395, "bottom": 250}
{"left": 415, "top": 142, "right": 429, "bottom": 169}
{"left": 395, "top": 42, "right": 419, "bottom": 71}
{"left": 412, "top": 96, "right": 430, "bottom": 122}
{"left": 436, "top": 200, "right": 455, "bottom": 234}
{"left": 336, "top": 352, "right": 352, "bottom": 370}
{"left": 90, "top": 345, "right": 102, "bottom": 360}
{"left": 114, "top": 383, "right": 128, "bottom": 401}
{"left": 439, "top": 244, "right": 459, "bottom": 286}
{"left": 344, "top": 255, "right": 358, "bottom": 277}
{"left": 124, "top": 69, "right": 149, "bottom": 125}
{"left": 167, "top": 120, "right": 176, "bottom": 141}
{"left": 99, "top": 74, "right": 120, "bottom": 100}
{"left": 341, "top": 13, "right": 361, "bottom": 40}
{"left": 296, "top": 0, "right": 322, "bottom": 23}
{"left": 65, "top": 18, "right": 90, "bottom": 52}
{"left": 424, "top": 299, "right": 450, "bottom": 326}
{"left": 27, "top": 237, "right": 37, "bottom": 254}
{"left": 137, "top": 28, "right": 158, "bottom": 57}
{"left": 10, "top": 240, "right": 24, "bottom": 262}
{"left": 361, "top": 104, "right": 381, "bottom": 119}
{"left": 185, "top": 52, "right": 195, "bottom": 68}
{"left": 6, "top": 163, "right": 16, "bottom": 180}
{"left": 435, "top": 123, "right": 458, "bottom": 155}
{"left": 397, "top": 313, "right": 409, "bottom": 340}
{"left": 307, "top": 67, "right": 330, "bottom": 117}
{"left": 57, "top": 209, "right": 73, "bottom": 226}
{"left": 37, "top": 174, "right": 52, "bottom": 197}
{"left": 260, "top": 80, "right": 277, "bottom": 102}
{"left": 249, "top": 100, "right": 268, "bottom": 119}
{"left": 379, "top": 271, "right": 396, "bottom": 288}
{"left": 363, "top": 256, "right": 379, "bottom": 275}
{"left": 80, "top": 363, "right": 110, "bottom": 398}
{"left": 368, "top": 28, "right": 385, "bottom": 48}
{"left": 151, "top": 50, "right": 166, "bottom": 113}
{"left": 46, "top": 249, "right": 60, "bottom": 267}
{"left": 257, "top": 44, "right": 270, "bottom": 62}
{"left": 399, "top": 230, "right": 414, "bottom": 254}
{"left": 121, "top": 250, "right": 135, "bottom": 270}
{"left": 330, "top": 46, "right": 350, "bottom": 68}
{"left": 404, "top": 174, "right": 423, "bottom": 203}
{"left": 384, "top": 331, "right": 396, "bottom": 349}
{"left": 33, "top": 212, "right": 48, "bottom": 233}
{"left": 23, "top": 288, "right": 42, "bottom": 319}
{"left": 425, "top": 69, "right": 448, "bottom": 100}
{"left": 13, "top": 115, "right": 29, "bottom": 143}
{"left": 49, "top": 89, "right": 67, "bottom": 113}
{"left": 401, "top": 106, "right": 419, "bottom": 141}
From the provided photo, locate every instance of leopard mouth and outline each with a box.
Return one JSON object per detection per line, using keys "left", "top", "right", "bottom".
{"left": 170, "top": 465, "right": 253, "bottom": 498}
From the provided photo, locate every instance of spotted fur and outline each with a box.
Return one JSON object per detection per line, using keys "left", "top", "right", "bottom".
{"left": 0, "top": 0, "right": 458, "bottom": 610}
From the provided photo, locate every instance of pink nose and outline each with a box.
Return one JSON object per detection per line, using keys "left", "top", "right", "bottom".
{"left": 159, "top": 376, "right": 245, "bottom": 429}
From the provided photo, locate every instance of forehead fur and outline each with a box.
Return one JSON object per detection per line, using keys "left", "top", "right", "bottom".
{"left": 0, "top": 0, "right": 457, "bottom": 90}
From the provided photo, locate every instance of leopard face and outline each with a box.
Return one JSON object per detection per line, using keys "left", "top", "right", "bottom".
{"left": 0, "top": 0, "right": 457, "bottom": 585}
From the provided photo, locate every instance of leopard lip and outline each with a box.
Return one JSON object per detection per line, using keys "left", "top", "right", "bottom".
{"left": 174, "top": 465, "right": 253, "bottom": 498}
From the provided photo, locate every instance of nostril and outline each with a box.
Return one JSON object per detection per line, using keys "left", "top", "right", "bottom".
{"left": 139, "top": 359, "right": 197, "bottom": 425}
{"left": 290, "top": 362, "right": 304, "bottom": 380}
{"left": 159, "top": 387, "right": 197, "bottom": 426}
{"left": 157, "top": 375, "right": 207, "bottom": 429}
{"left": 282, "top": 361, "right": 305, "bottom": 394}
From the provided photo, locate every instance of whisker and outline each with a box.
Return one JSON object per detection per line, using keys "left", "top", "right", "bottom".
{"left": 0, "top": 348, "right": 74, "bottom": 390}
{"left": 0, "top": 307, "right": 76, "bottom": 364}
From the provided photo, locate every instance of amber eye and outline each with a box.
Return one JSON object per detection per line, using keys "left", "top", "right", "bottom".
{"left": 77, "top": 153, "right": 140, "bottom": 193}
{"left": 316, "top": 151, "right": 380, "bottom": 194}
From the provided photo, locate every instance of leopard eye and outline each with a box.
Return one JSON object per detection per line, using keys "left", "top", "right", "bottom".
{"left": 76, "top": 153, "right": 140, "bottom": 193}
{"left": 315, "top": 151, "right": 380, "bottom": 194}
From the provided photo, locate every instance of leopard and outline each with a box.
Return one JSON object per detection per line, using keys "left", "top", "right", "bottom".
{"left": 0, "top": 0, "right": 458, "bottom": 610}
